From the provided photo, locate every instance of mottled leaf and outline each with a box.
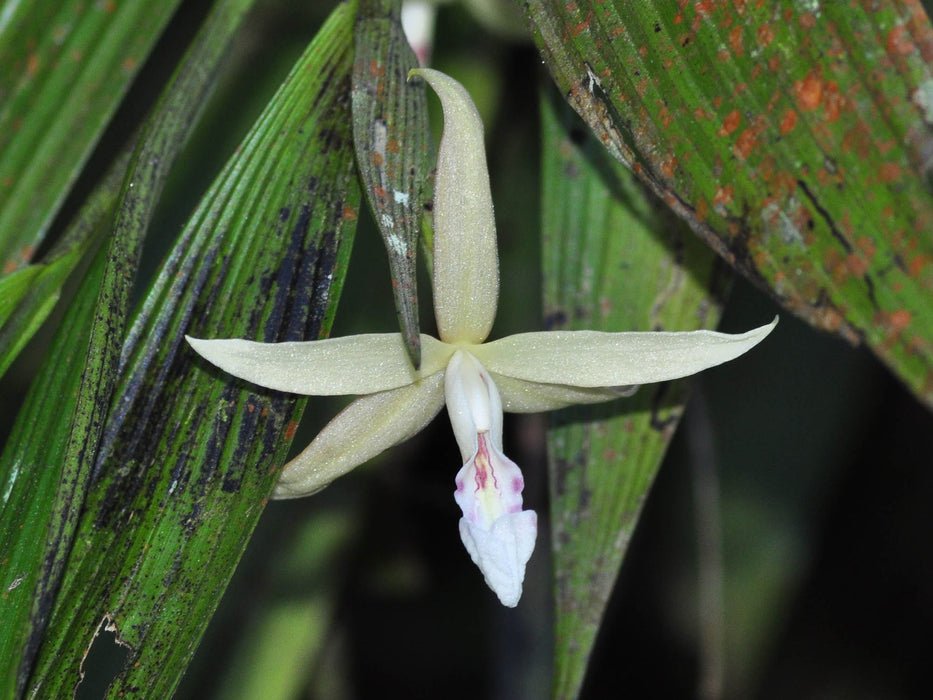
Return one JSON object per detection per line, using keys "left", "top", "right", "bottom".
{"left": 22, "top": 4, "right": 360, "bottom": 695}
{"left": 0, "top": 0, "right": 266, "bottom": 695}
{"left": 352, "top": 0, "right": 433, "bottom": 366}
{"left": 524, "top": 0, "right": 933, "bottom": 408}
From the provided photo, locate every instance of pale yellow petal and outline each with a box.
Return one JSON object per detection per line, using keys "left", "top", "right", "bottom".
{"left": 411, "top": 68, "right": 498, "bottom": 344}
{"left": 473, "top": 318, "right": 778, "bottom": 387}
{"left": 492, "top": 373, "right": 636, "bottom": 413}
{"left": 273, "top": 372, "right": 447, "bottom": 498}
{"left": 186, "top": 333, "right": 452, "bottom": 395}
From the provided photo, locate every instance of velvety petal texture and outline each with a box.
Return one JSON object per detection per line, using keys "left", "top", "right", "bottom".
{"left": 472, "top": 317, "right": 777, "bottom": 387}
{"left": 274, "top": 373, "right": 446, "bottom": 498}
{"left": 187, "top": 333, "right": 452, "bottom": 395}
{"left": 411, "top": 68, "right": 498, "bottom": 345}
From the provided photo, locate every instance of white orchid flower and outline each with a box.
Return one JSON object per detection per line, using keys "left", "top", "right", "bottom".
{"left": 187, "top": 69, "right": 776, "bottom": 607}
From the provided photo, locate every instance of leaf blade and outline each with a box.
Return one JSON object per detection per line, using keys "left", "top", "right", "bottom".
{"left": 524, "top": 0, "right": 933, "bottom": 408}
{"left": 540, "top": 89, "right": 729, "bottom": 700}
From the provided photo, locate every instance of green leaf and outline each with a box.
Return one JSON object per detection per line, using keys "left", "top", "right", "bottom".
{"left": 541, "top": 89, "right": 729, "bottom": 700}
{"left": 0, "top": 148, "right": 131, "bottom": 381}
{"left": 0, "top": 0, "right": 182, "bottom": 274}
{"left": 352, "top": 0, "right": 433, "bottom": 366}
{"left": 0, "top": 0, "right": 263, "bottom": 694}
{"left": 524, "top": 0, "right": 933, "bottom": 409}
{"left": 24, "top": 2, "right": 359, "bottom": 695}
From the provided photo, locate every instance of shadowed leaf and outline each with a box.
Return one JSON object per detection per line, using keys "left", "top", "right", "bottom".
{"left": 541, "top": 89, "right": 730, "bottom": 700}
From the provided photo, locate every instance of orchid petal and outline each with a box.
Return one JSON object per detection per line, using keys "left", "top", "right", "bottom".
{"left": 454, "top": 431, "right": 537, "bottom": 608}
{"left": 472, "top": 317, "right": 777, "bottom": 387}
{"left": 459, "top": 510, "right": 537, "bottom": 608}
{"left": 412, "top": 68, "right": 498, "bottom": 344}
{"left": 444, "top": 350, "right": 503, "bottom": 462}
{"left": 187, "top": 333, "right": 453, "bottom": 396}
{"left": 492, "top": 373, "right": 636, "bottom": 413}
{"left": 273, "top": 372, "right": 447, "bottom": 499}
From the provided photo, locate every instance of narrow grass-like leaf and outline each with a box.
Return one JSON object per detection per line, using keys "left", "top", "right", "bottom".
{"left": 0, "top": 148, "right": 131, "bottom": 381}
{"left": 524, "top": 0, "right": 933, "bottom": 408}
{"left": 0, "top": 0, "right": 182, "bottom": 274}
{"left": 541, "top": 90, "right": 729, "bottom": 700}
{"left": 0, "top": 0, "right": 261, "bottom": 694}
{"left": 352, "top": 0, "right": 433, "bottom": 366}
{"left": 25, "top": 3, "right": 359, "bottom": 696}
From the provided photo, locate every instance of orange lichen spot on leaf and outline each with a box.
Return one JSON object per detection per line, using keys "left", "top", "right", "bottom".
{"left": 856, "top": 236, "right": 876, "bottom": 260}
{"left": 768, "top": 54, "right": 781, "bottom": 73}
{"left": 729, "top": 25, "right": 744, "bottom": 56}
{"left": 887, "top": 309, "right": 913, "bottom": 334}
{"left": 343, "top": 205, "right": 358, "bottom": 221}
{"left": 879, "top": 161, "right": 902, "bottom": 183}
{"left": 660, "top": 154, "right": 678, "bottom": 179}
{"left": 798, "top": 12, "right": 817, "bottom": 30}
{"left": 734, "top": 128, "right": 758, "bottom": 159}
{"left": 822, "top": 81, "right": 844, "bottom": 122}
{"left": 823, "top": 248, "right": 847, "bottom": 282}
{"left": 571, "top": 11, "right": 594, "bottom": 38}
{"left": 638, "top": 44, "right": 649, "bottom": 58}
{"left": 909, "top": 254, "right": 933, "bottom": 277}
{"left": 780, "top": 108, "right": 798, "bottom": 135}
{"left": 122, "top": 57, "right": 137, "bottom": 72}
{"left": 712, "top": 185, "right": 734, "bottom": 207}
{"left": 793, "top": 70, "right": 823, "bottom": 111}
{"left": 757, "top": 23, "right": 775, "bottom": 48}
{"left": 2, "top": 176, "right": 12, "bottom": 188}
{"left": 695, "top": 196, "right": 709, "bottom": 222}
{"left": 841, "top": 121, "right": 872, "bottom": 158}
{"left": 712, "top": 95, "right": 724, "bottom": 109}
{"left": 717, "top": 48, "right": 731, "bottom": 63}
{"left": 369, "top": 59, "right": 385, "bottom": 78}
{"left": 846, "top": 252, "right": 869, "bottom": 278}
{"left": 694, "top": 0, "right": 713, "bottom": 15}
{"left": 718, "top": 109, "right": 741, "bottom": 136}
{"left": 26, "top": 53, "right": 39, "bottom": 77}
{"left": 886, "top": 24, "right": 915, "bottom": 57}
{"left": 285, "top": 420, "right": 300, "bottom": 441}
{"left": 386, "top": 138, "right": 401, "bottom": 154}
{"left": 693, "top": 106, "right": 714, "bottom": 120}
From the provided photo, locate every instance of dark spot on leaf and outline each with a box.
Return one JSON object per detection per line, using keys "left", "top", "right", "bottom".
{"left": 544, "top": 309, "right": 568, "bottom": 330}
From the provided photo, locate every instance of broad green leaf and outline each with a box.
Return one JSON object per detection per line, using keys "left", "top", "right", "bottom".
{"left": 541, "top": 90, "right": 729, "bottom": 700}
{"left": 352, "top": 0, "right": 433, "bottom": 366}
{"left": 524, "top": 0, "right": 933, "bottom": 409}
{"left": 25, "top": 3, "right": 359, "bottom": 696}
{"left": 0, "top": 0, "right": 261, "bottom": 694}
{"left": 0, "top": 0, "right": 182, "bottom": 274}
